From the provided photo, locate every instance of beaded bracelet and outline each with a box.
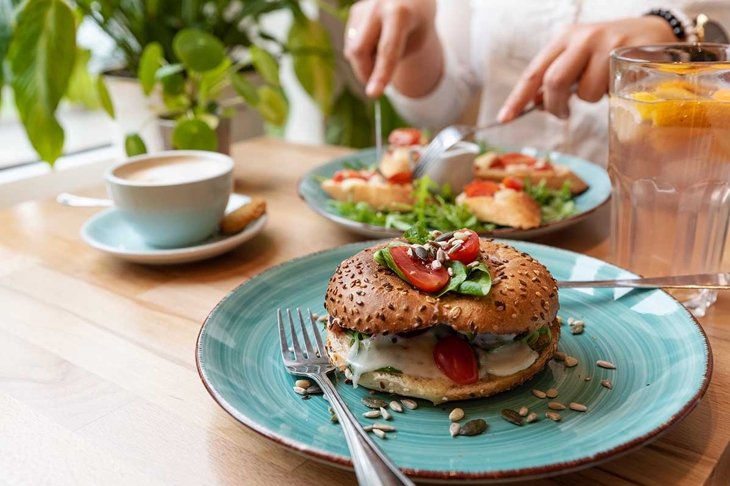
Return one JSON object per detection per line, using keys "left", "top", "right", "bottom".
{"left": 645, "top": 8, "right": 697, "bottom": 42}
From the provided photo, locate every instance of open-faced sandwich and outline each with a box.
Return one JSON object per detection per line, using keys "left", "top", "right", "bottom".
{"left": 324, "top": 227, "right": 560, "bottom": 404}
{"left": 456, "top": 178, "right": 541, "bottom": 229}
{"left": 474, "top": 151, "right": 588, "bottom": 195}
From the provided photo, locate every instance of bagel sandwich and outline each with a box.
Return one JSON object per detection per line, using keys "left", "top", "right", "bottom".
{"left": 324, "top": 229, "right": 560, "bottom": 404}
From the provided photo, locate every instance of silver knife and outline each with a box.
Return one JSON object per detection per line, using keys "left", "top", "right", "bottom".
{"left": 374, "top": 97, "right": 383, "bottom": 162}
{"left": 557, "top": 273, "right": 730, "bottom": 289}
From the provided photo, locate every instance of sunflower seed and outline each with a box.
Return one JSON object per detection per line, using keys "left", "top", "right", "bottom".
{"left": 585, "top": 376, "right": 592, "bottom": 382}
{"left": 518, "top": 406, "right": 529, "bottom": 417}
{"left": 373, "top": 429, "right": 386, "bottom": 439}
{"left": 459, "top": 419, "right": 488, "bottom": 436}
{"left": 414, "top": 246, "right": 429, "bottom": 260}
{"left": 597, "top": 360, "right": 616, "bottom": 369}
{"left": 601, "top": 379, "right": 613, "bottom": 390}
{"left": 431, "top": 260, "right": 443, "bottom": 270}
{"left": 363, "top": 410, "right": 381, "bottom": 418}
{"left": 467, "top": 260, "right": 481, "bottom": 268}
{"left": 449, "top": 408, "right": 465, "bottom": 422}
{"left": 449, "top": 423, "right": 461, "bottom": 437}
{"left": 532, "top": 389, "right": 547, "bottom": 399}
{"left": 293, "top": 386, "right": 307, "bottom": 395}
{"left": 295, "top": 379, "right": 311, "bottom": 389}
{"left": 406, "top": 247, "right": 414, "bottom": 258}
{"left": 305, "top": 385, "right": 322, "bottom": 395}
{"left": 553, "top": 351, "right": 567, "bottom": 361}
{"left": 546, "top": 388, "right": 559, "bottom": 399}
{"left": 569, "top": 402, "right": 588, "bottom": 412}
{"left": 435, "top": 231, "right": 455, "bottom": 242}
{"left": 436, "top": 248, "right": 448, "bottom": 263}
{"left": 380, "top": 407, "right": 392, "bottom": 420}
{"left": 363, "top": 425, "right": 374, "bottom": 432}
{"left": 564, "top": 356, "right": 578, "bottom": 367}
{"left": 501, "top": 409, "right": 524, "bottom": 426}
{"left": 453, "top": 231, "right": 470, "bottom": 240}
{"left": 401, "top": 399, "right": 418, "bottom": 410}
{"left": 373, "top": 423, "right": 396, "bottom": 432}
{"left": 362, "top": 397, "right": 387, "bottom": 409}
{"left": 570, "top": 323, "right": 584, "bottom": 335}
{"left": 330, "top": 415, "right": 339, "bottom": 423}
{"left": 545, "top": 412, "right": 562, "bottom": 422}
{"left": 389, "top": 401, "right": 403, "bottom": 413}
{"left": 567, "top": 317, "right": 575, "bottom": 325}
{"left": 526, "top": 412, "right": 539, "bottom": 423}
{"left": 548, "top": 402, "right": 566, "bottom": 411}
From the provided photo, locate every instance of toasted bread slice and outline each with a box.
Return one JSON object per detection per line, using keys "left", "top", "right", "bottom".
{"left": 456, "top": 189, "right": 541, "bottom": 229}
{"left": 474, "top": 152, "right": 588, "bottom": 195}
{"left": 321, "top": 179, "right": 413, "bottom": 211}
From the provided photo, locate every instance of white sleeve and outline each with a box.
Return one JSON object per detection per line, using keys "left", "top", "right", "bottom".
{"left": 384, "top": 0, "right": 479, "bottom": 130}
{"left": 580, "top": 0, "right": 730, "bottom": 32}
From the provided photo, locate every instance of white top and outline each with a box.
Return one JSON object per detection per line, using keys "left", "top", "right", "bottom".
{"left": 386, "top": 0, "right": 730, "bottom": 167}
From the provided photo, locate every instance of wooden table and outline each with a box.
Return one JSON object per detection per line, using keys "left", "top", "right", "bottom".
{"left": 1, "top": 137, "right": 728, "bottom": 485}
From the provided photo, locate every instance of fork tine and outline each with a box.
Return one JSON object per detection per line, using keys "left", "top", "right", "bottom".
{"left": 277, "top": 309, "right": 290, "bottom": 360}
{"left": 307, "top": 308, "right": 326, "bottom": 357}
{"left": 296, "top": 308, "right": 314, "bottom": 358}
{"left": 286, "top": 308, "right": 303, "bottom": 360}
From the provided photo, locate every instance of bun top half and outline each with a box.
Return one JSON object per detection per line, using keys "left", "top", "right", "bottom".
{"left": 324, "top": 239, "right": 558, "bottom": 335}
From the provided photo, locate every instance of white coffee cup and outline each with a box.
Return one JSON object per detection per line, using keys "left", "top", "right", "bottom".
{"left": 105, "top": 151, "right": 234, "bottom": 248}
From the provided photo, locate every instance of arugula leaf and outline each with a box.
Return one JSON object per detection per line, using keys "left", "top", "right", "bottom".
{"left": 403, "top": 222, "right": 430, "bottom": 244}
{"left": 437, "top": 261, "right": 468, "bottom": 296}
{"left": 524, "top": 179, "right": 578, "bottom": 223}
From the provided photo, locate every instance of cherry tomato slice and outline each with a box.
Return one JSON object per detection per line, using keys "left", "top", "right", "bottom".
{"left": 464, "top": 180, "right": 500, "bottom": 197}
{"left": 502, "top": 176, "right": 524, "bottom": 191}
{"left": 389, "top": 246, "right": 449, "bottom": 293}
{"left": 433, "top": 335, "right": 479, "bottom": 385}
{"left": 448, "top": 230, "right": 480, "bottom": 264}
{"left": 494, "top": 152, "right": 538, "bottom": 168}
{"left": 332, "top": 169, "right": 370, "bottom": 183}
{"left": 387, "top": 171, "right": 412, "bottom": 185}
{"left": 388, "top": 128, "right": 423, "bottom": 147}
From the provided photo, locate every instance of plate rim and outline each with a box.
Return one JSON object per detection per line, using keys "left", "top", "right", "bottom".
{"left": 296, "top": 148, "right": 612, "bottom": 239}
{"left": 196, "top": 240, "right": 713, "bottom": 482}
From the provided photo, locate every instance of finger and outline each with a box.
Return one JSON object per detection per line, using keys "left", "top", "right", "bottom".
{"left": 576, "top": 51, "right": 610, "bottom": 102}
{"left": 343, "top": 2, "right": 382, "bottom": 85}
{"left": 365, "top": 5, "right": 409, "bottom": 97}
{"left": 542, "top": 42, "right": 591, "bottom": 118}
{"left": 498, "top": 36, "right": 567, "bottom": 122}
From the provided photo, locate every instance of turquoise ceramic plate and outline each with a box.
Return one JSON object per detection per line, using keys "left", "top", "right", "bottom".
{"left": 297, "top": 148, "right": 612, "bottom": 240}
{"left": 197, "top": 241, "right": 711, "bottom": 482}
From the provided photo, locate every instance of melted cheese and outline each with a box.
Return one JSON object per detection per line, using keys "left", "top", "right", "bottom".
{"left": 477, "top": 342, "right": 538, "bottom": 378}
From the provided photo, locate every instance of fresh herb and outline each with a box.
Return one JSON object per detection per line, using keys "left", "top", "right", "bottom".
{"left": 456, "top": 261, "right": 492, "bottom": 297}
{"left": 345, "top": 329, "right": 368, "bottom": 348}
{"left": 341, "top": 159, "right": 372, "bottom": 170}
{"left": 521, "top": 324, "right": 551, "bottom": 349}
{"left": 524, "top": 180, "right": 577, "bottom": 223}
{"left": 403, "top": 221, "right": 430, "bottom": 244}
{"left": 375, "top": 366, "right": 403, "bottom": 374}
{"left": 373, "top": 247, "right": 409, "bottom": 282}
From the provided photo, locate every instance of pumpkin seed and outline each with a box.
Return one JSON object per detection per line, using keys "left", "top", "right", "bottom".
{"left": 548, "top": 402, "right": 566, "bottom": 411}
{"left": 400, "top": 399, "right": 418, "bottom": 410}
{"left": 553, "top": 351, "right": 567, "bottom": 361}
{"left": 363, "top": 410, "right": 381, "bottom": 418}
{"left": 389, "top": 401, "right": 403, "bottom": 413}
{"left": 546, "top": 388, "right": 559, "bottom": 398}
{"left": 449, "top": 423, "right": 460, "bottom": 437}
{"left": 380, "top": 407, "right": 392, "bottom": 421}
{"left": 362, "top": 397, "right": 387, "bottom": 409}
{"left": 518, "top": 406, "right": 529, "bottom": 417}
{"left": 449, "top": 408, "right": 465, "bottom": 422}
{"left": 501, "top": 409, "right": 524, "bottom": 426}
{"left": 545, "top": 412, "right": 562, "bottom": 422}
{"left": 373, "top": 429, "right": 386, "bottom": 439}
{"left": 597, "top": 360, "right": 616, "bottom": 369}
{"left": 459, "top": 419, "right": 488, "bottom": 436}
{"left": 526, "top": 412, "right": 538, "bottom": 423}
{"left": 601, "top": 379, "right": 613, "bottom": 390}
{"left": 373, "top": 423, "right": 396, "bottom": 432}
{"left": 532, "top": 389, "right": 547, "bottom": 399}
{"left": 295, "top": 379, "right": 311, "bottom": 389}
{"left": 564, "top": 356, "right": 578, "bottom": 367}
{"left": 569, "top": 402, "right": 588, "bottom": 412}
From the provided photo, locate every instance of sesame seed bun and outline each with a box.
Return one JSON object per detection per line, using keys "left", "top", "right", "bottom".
{"left": 325, "top": 318, "right": 560, "bottom": 404}
{"left": 323, "top": 239, "right": 559, "bottom": 336}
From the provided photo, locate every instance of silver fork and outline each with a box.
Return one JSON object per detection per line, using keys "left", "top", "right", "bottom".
{"left": 277, "top": 308, "right": 414, "bottom": 486}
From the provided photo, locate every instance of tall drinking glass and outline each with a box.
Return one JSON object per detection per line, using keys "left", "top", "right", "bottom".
{"left": 609, "top": 44, "right": 730, "bottom": 317}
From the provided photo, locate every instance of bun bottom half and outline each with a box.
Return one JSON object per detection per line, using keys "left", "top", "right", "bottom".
{"left": 326, "top": 319, "right": 560, "bottom": 405}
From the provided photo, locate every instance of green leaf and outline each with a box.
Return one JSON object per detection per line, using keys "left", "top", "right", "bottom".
{"left": 138, "top": 42, "right": 163, "bottom": 95}
{"left": 403, "top": 222, "right": 430, "bottom": 245}
{"left": 156, "top": 63, "right": 185, "bottom": 79}
{"left": 288, "top": 16, "right": 334, "bottom": 115}
{"left": 124, "top": 133, "right": 147, "bottom": 156}
{"left": 249, "top": 45, "right": 279, "bottom": 86}
{"left": 257, "top": 85, "right": 287, "bottom": 126}
{"left": 0, "top": 0, "right": 15, "bottom": 109}
{"left": 172, "top": 118, "right": 217, "bottom": 151}
{"left": 173, "top": 29, "right": 225, "bottom": 72}
{"left": 96, "top": 76, "right": 115, "bottom": 118}
{"left": 9, "top": 0, "right": 76, "bottom": 165}
{"left": 231, "top": 72, "right": 260, "bottom": 105}
{"left": 64, "top": 48, "right": 98, "bottom": 109}
{"left": 373, "top": 247, "right": 410, "bottom": 283}
{"left": 198, "top": 58, "right": 231, "bottom": 107}
{"left": 161, "top": 72, "right": 185, "bottom": 96}
{"left": 456, "top": 261, "right": 492, "bottom": 296}
{"left": 437, "top": 261, "right": 468, "bottom": 297}
{"left": 325, "top": 87, "right": 372, "bottom": 148}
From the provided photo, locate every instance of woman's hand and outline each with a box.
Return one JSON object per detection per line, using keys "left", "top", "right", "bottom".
{"left": 344, "top": 0, "right": 441, "bottom": 98}
{"left": 498, "top": 17, "right": 677, "bottom": 122}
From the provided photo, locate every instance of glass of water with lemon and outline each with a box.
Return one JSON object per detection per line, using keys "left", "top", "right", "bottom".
{"left": 609, "top": 44, "right": 730, "bottom": 316}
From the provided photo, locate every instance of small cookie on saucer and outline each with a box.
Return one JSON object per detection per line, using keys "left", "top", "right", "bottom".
{"left": 220, "top": 197, "right": 266, "bottom": 235}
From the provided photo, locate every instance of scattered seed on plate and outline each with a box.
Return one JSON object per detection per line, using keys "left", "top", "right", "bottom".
{"left": 545, "top": 412, "right": 562, "bottom": 422}
{"left": 546, "top": 388, "right": 559, "bottom": 399}
{"left": 293, "top": 386, "right": 307, "bottom": 395}
{"left": 553, "top": 351, "right": 566, "bottom": 361}
{"left": 526, "top": 412, "right": 538, "bottom": 423}
{"left": 585, "top": 376, "right": 592, "bottom": 382}
{"left": 363, "top": 425, "right": 374, "bottom": 432}
{"left": 567, "top": 317, "right": 575, "bottom": 325}
{"left": 601, "top": 379, "right": 614, "bottom": 390}
{"left": 305, "top": 385, "right": 322, "bottom": 395}
{"left": 569, "top": 402, "right": 588, "bottom": 412}
{"left": 570, "top": 322, "right": 584, "bottom": 335}
{"left": 363, "top": 410, "right": 381, "bottom": 418}
{"left": 532, "top": 389, "right": 547, "bottom": 399}
{"left": 373, "top": 429, "right": 387, "bottom": 439}
{"left": 295, "top": 379, "right": 311, "bottom": 389}
{"left": 459, "top": 419, "right": 488, "bottom": 436}
{"left": 564, "top": 356, "right": 579, "bottom": 368}
{"left": 518, "top": 406, "right": 529, "bottom": 417}
{"left": 597, "top": 360, "right": 616, "bottom": 369}
{"left": 401, "top": 399, "right": 418, "bottom": 410}
{"left": 501, "top": 409, "right": 524, "bottom": 426}
{"left": 449, "top": 423, "right": 461, "bottom": 437}
{"left": 380, "top": 407, "right": 392, "bottom": 421}
{"left": 373, "top": 423, "right": 396, "bottom": 432}
{"left": 330, "top": 415, "right": 339, "bottom": 423}
{"left": 362, "top": 397, "right": 387, "bottom": 409}
{"left": 548, "top": 402, "right": 566, "bottom": 411}
{"left": 449, "top": 408, "right": 465, "bottom": 422}
{"left": 389, "top": 401, "right": 403, "bottom": 413}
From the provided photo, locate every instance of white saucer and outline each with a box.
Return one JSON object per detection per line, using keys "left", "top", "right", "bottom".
{"left": 81, "top": 193, "right": 267, "bottom": 264}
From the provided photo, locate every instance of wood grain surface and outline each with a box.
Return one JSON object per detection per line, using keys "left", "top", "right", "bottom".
{"left": 0, "top": 138, "right": 728, "bottom": 485}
